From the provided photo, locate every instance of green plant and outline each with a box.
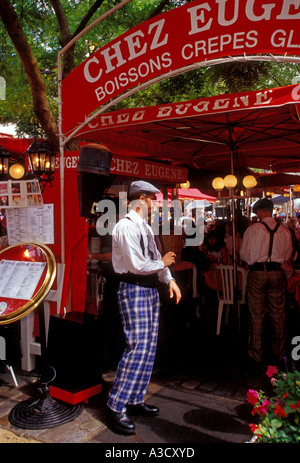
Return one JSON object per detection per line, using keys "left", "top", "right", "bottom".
{"left": 247, "top": 365, "right": 300, "bottom": 443}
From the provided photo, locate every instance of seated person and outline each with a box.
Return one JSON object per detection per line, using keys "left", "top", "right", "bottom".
{"left": 181, "top": 238, "right": 210, "bottom": 295}
{"left": 200, "top": 230, "right": 230, "bottom": 266}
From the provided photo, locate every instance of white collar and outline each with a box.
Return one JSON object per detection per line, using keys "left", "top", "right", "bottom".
{"left": 126, "top": 208, "right": 144, "bottom": 224}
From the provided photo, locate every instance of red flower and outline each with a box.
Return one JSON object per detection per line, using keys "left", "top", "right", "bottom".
{"left": 247, "top": 389, "right": 259, "bottom": 405}
{"left": 260, "top": 399, "right": 271, "bottom": 416}
{"left": 290, "top": 403, "right": 298, "bottom": 411}
{"left": 252, "top": 399, "right": 271, "bottom": 417}
{"left": 282, "top": 392, "right": 289, "bottom": 399}
{"left": 274, "top": 403, "right": 287, "bottom": 420}
{"left": 249, "top": 423, "right": 261, "bottom": 436}
{"left": 266, "top": 365, "right": 277, "bottom": 378}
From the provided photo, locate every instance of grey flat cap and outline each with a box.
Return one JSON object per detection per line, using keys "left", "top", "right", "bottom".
{"left": 253, "top": 197, "right": 273, "bottom": 214}
{"left": 129, "top": 180, "right": 160, "bottom": 195}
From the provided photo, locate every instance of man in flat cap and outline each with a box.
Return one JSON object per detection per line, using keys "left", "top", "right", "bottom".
{"left": 106, "top": 180, "right": 181, "bottom": 435}
{"left": 240, "top": 198, "right": 293, "bottom": 367}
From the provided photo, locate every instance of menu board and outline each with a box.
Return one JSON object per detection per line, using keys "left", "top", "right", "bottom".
{"left": 6, "top": 204, "right": 54, "bottom": 245}
{"left": 0, "top": 260, "right": 46, "bottom": 305}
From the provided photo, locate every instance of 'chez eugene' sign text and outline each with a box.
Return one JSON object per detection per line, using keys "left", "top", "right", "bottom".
{"left": 77, "top": 83, "right": 300, "bottom": 135}
{"left": 61, "top": 0, "right": 300, "bottom": 135}
{"left": 56, "top": 153, "right": 188, "bottom": 183}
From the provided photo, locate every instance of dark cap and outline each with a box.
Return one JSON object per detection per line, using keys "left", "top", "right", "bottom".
{"left": 253, "top": 197, "right": 273, "bottom": 214}
{"left": 129, "top": 180, "right": 160, "bottom": 195}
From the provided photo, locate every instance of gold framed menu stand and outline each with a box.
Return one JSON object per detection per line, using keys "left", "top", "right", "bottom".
{"left": 0, "top": 242, "right": 55, "bottom": 386}
{"left": 0, "top": 242, "right": 83, "bottom": 429}
{"left": 0, "top": 242, "right": 56, "bottom": 326}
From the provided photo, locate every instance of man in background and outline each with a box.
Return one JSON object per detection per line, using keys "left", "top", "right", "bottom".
{"left": 240, "top": 198, "right": 293, "bottom": 367}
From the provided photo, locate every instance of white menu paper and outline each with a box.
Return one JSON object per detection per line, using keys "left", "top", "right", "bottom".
{"left": 6, "top": 204, "right": 54, "bottom": 245}
{"left": 0, "top": 260, "right": 46, "bottom": 300}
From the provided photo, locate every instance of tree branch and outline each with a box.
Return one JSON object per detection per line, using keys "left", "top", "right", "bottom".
{"left": 73, "top": 0, "right": 106, "bottom": 38}
{"left": 0, "top": 0, "right": 59, "bottom": 149}
{"left": 49, "top": 0, "right": 72, "bottom": 46}
{"left": 149, "top": 0, "right": 172, "bottom": 18}
{"left": 49, "top": 0, "right": 106, "bottom": 79}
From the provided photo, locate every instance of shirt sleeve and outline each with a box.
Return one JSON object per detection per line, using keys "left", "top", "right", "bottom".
{"left": 157, "top": 266, "right": 174, "bottom": 285}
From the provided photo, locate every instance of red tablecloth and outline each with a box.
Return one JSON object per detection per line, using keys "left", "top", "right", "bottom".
{"left": 203, "top": 268, "right": 243, "bottom": 291}
{"left": 174, "top": 261, "right": 194, "bottom": 272}
{"left": 203, "top": 270, "right": 218, "bottom": 290}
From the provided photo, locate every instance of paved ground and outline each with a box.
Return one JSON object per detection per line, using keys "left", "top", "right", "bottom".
{"left": 0, "top": 320, "right": 265, "bottom": 446}
{"left": 0, "top": 366, "right": 255, "bottom": 445}
{"left": 0, "top": 295, "right": 299, "bottom": 447}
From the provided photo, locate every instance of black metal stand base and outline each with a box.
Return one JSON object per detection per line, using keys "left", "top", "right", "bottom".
{"left": 9, "top": 367, "right": 83, "bottom": 430}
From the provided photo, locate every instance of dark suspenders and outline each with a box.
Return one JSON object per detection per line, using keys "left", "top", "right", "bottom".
{"left": 261, "top": 221, "right": 280, "bottom": 262}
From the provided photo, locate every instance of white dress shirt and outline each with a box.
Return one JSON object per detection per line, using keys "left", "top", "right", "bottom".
{"left": 239, "top": 217, "right": 293, "bottom": 265}
{"left": 112, "top": 209, "right": 173, "bottom": 285}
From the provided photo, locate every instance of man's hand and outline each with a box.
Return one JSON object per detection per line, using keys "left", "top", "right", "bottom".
{"left": 168, "top": 279, "right": 181, "bottom": 304}
{"left": 162, "top": 251, "right": 176, "bottom": 267}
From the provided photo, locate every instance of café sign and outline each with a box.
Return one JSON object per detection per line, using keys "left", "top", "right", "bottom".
{"left": 61, "top": 0, "right": 300, "bottom": 135}
{"left": 56, "top": 153, "right": 188, "bottom": 182}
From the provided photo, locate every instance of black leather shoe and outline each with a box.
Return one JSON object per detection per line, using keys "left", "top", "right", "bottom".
{"left": 127, "top": 403, "right": 159, "bottom": 417}
{"left": 106, "top": 407, "right": 135, "bottom": 435}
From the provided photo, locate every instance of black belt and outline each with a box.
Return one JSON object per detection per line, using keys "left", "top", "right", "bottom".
{"left": 117, "top": 272, "right": 158, "bottom": 288}
{"left": 249, "top": 262, "right": 282, "bottom": 272}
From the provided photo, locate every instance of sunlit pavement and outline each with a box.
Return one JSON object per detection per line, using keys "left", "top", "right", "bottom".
{"left": 0, "top": 341, "right": 261, "bottom": 445}
{"left": 1, "top": 301, "right": 297, "bottom": 445}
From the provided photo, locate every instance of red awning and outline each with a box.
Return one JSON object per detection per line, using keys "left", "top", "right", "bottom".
{"left": 71, "top": 84, "right": 300, "bottom": 175}
{"left": 2, "top": 86, "right": 300, "bottom": 193}
{"left": 177, "top": 188, "right": 216, "bottom": 202}
{"left": 156, "top": 188, "right": 216, "bottom": 205}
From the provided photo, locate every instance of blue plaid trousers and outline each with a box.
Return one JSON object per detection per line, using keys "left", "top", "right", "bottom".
{"left": 107, "top": 282, "right": 160, "bottom": 413}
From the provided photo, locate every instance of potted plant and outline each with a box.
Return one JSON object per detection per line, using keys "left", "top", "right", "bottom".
{"left": 247, "top": 365, "right": 300, "bottom": 443}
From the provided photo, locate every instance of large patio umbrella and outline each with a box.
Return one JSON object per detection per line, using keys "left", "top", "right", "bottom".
{"left": 177, "top": 188, "right": 216, "bottom": 202}
{"left": 155, "top": 188, "right": 216, "bottom": 206}
{"left": 188, "top": 170, "right": 300, "bottom": 197}
{"left": 185, "top": 200, "right": 213, "bottom": 209}
{"left": 74, "top": 84, "right": 300, "bottom": 178}
{"left": 272, "top": 195, "right": 290, "bottom": 203}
